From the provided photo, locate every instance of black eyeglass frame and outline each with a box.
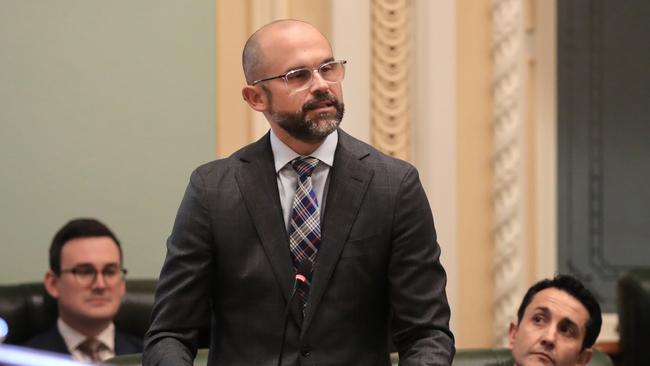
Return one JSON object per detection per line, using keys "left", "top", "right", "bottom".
{"left": 250, "top": 60, "right": 347, "bottom": 90}
{"left": 59, "top": 265, "right": 128, "bottom": 287}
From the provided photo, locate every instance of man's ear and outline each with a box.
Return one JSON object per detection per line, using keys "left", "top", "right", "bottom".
{"left": 508, "top": 321, "right": 518, "bottom": 349}
{"left": 242, "top": 85, "right": 268, "bottom": 112}
{"left": 44, "top": 270, "right": 60, "bottom": 299}
{"left": 576, "top": 348, "right": 593, "bottom": 366}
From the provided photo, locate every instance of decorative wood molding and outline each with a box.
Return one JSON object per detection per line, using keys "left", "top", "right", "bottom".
{"left": 371, "top": 0, "right": 411, "bottom": 160}
{"left": 491, "top": 0, "right": 525, "bottom": 346}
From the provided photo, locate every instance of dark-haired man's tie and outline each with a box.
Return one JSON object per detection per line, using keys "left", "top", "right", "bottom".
{"left": 288, "top": 156, "right": 321, "bottom": 307}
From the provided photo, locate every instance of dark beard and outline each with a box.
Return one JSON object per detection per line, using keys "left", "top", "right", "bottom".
{"left": 269, "top": 92, "right": 345, "bottom": 143}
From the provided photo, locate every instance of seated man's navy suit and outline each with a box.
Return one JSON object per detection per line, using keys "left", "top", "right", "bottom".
{"left": 24, "top": 325, "right": 142, "bottom": 357}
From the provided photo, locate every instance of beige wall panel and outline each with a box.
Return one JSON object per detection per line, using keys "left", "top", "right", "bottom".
{"left": 412, "top": 0, "right": 458, "bottom": 335}
{"left": 288, "top": 0, "right": 331, "bottom": 39}
{"left": 456, "top": 0, "right": 495, "bottom": 347}
{"left": 216, "top": 1, "right": 250, "bottom": 157}
{"left": 533, "top": 0, "right": 557, "bottom": 280}
{"left": 331, "top": 0, "right": 371, "bottom": 143}
{"left": 526, "top": 46, "right": 538, "bottom": 283}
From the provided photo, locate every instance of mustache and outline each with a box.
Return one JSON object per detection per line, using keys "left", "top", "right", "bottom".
{"left": 303, "top": 93, "right": 339, "bottom": 112}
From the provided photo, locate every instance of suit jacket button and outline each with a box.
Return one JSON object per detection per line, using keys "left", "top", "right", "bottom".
{"left": 300, "top": 346, "right": 311, "bottom": 357}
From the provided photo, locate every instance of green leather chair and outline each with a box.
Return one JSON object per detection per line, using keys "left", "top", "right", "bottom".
{"left": 0, "top": 279, "right": 157, "bottom": 345}
{"left": 450, "top": 348, "right": 613, "bottom": 366}
{"left": 106, "top": 347, "right": 613, "bottom": 366}
{"left": 106, "top": 348, "right": 209, "bottom": 366}
{"left": 618, "top": 268, "right": 650, "bottom": 366}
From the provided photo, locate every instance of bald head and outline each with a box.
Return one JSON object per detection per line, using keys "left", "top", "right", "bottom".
{"left": 242, "top": 20, "right": 332, "bottom": 85}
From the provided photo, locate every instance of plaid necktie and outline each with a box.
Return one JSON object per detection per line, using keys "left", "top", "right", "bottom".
{"left": 288, "top": 156, "right": 321, "bottom": 306}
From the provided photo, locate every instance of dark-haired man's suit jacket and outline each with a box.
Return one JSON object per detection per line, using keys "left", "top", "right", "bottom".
{"left": 144, "top": 129, "right": 454, "bottom": 366}
{"left": 24, "top": 325, "right": 142, "bottom": 357}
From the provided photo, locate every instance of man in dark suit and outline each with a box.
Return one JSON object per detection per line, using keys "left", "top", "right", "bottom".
{"left": 144, "top": 19, "right": 454, "bottom": 366}
{"left": 24, "top": 218, "right": 141, "bottom": 362}
{"left": 508, "top": 275, "right": 602, "bottom": 366}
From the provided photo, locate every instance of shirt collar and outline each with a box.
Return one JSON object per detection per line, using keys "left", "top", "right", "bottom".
{"left": 57, "top": 317, "right": 116, "bottom": 352}
{"left": 270, "top": 129, "right": 338, "bottom": 173}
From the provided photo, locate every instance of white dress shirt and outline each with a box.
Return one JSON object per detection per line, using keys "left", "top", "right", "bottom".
{"left": 57, "top": 318, "right": 115, "bottom": 362}
{"left": 270, "top": 129, "right": 338, "bottom": 229}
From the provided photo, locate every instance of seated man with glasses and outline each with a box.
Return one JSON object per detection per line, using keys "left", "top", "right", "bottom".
{"left": 24, "top": 218, "right": 142, "bottom": 362}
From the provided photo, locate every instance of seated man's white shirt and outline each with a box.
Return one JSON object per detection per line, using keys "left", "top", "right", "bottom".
{"left": 57, "top": 318, "right": 116, "bottom": 362}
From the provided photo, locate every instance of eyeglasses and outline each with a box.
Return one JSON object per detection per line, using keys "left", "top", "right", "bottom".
{"left": 251, "top": 60, "right": 347, "bottom": 92}
{"left": 59, "top": 264, "right": 127, "bottom": 287}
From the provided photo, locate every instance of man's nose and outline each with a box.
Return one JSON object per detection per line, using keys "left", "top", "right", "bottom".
{"left": 92, "top": 272, "right": 108, "bottom": 289}
{"left": 540, "top": 328, "right": 556, "bottom": 349}
{"left": 309, "top": 70, "right": 330, "bottom": 92}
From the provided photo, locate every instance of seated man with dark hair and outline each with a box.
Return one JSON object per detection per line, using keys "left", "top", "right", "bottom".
{"left": 509, "top": 274, "right": 602, "bottom": 366}
{"left": 24, "top": 218, "right": 141, "bottom": 363}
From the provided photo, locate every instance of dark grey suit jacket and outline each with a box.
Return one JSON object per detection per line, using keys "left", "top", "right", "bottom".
{"left": 144, "top": 130, "right": 454, "bottom": 366}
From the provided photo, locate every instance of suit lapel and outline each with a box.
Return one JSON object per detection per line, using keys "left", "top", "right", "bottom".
{"left": 234, "top": 134, "right": 296, "bottom": 310}
{"left": 301, "top": 131, "right": 373, "bottom": 335}
{"left": 51, "top": 327, "right": 71, "bottom": 354}
{"left": 113, "top": 330, "right": 141, "bottom": 355}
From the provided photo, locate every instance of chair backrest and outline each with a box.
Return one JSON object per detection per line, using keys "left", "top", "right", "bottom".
{"left": 451, "top": 348, "right": 512, "bottom": 366}
{"left": 107, "top": 347, "right": 614, "bottom": 366}
{"left": 451, "top": 348, "right": 613, "bottom": 366}
{"left": 0, "top": 279, "right": 157, "bottom": 345}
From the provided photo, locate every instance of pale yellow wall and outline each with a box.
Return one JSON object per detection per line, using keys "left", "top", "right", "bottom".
{"left": 286, "top": 0, "right": 331, "bottom": 39}
{"left": 525, "top": 0, "right": 539, "bottom": 282}
{"left": 454, "top": 0, "right": 550, "bottom": 347}
{"left": 216, "top": 1, "right": 250, "bottom": 157}
{"left": 456, "top": 0, "right": 495, "bottom": 347}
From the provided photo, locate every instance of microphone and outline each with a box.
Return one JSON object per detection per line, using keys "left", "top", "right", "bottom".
{"left": 277, "top": 261, "right": 311, "bottom": 366}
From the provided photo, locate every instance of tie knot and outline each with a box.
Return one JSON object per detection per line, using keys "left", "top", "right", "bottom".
{"left": 78, "top": 338, "right": 103, "bottom": 362}
{"left": 291, "top": 156, "right": 319, "bottom": 178}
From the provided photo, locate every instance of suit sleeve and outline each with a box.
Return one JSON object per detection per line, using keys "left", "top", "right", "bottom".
{"left": 143, "top": 168, "right": 215, "bottom": 366}
{"left": 388, "top": 165, "right": 455, "bottom": 366}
